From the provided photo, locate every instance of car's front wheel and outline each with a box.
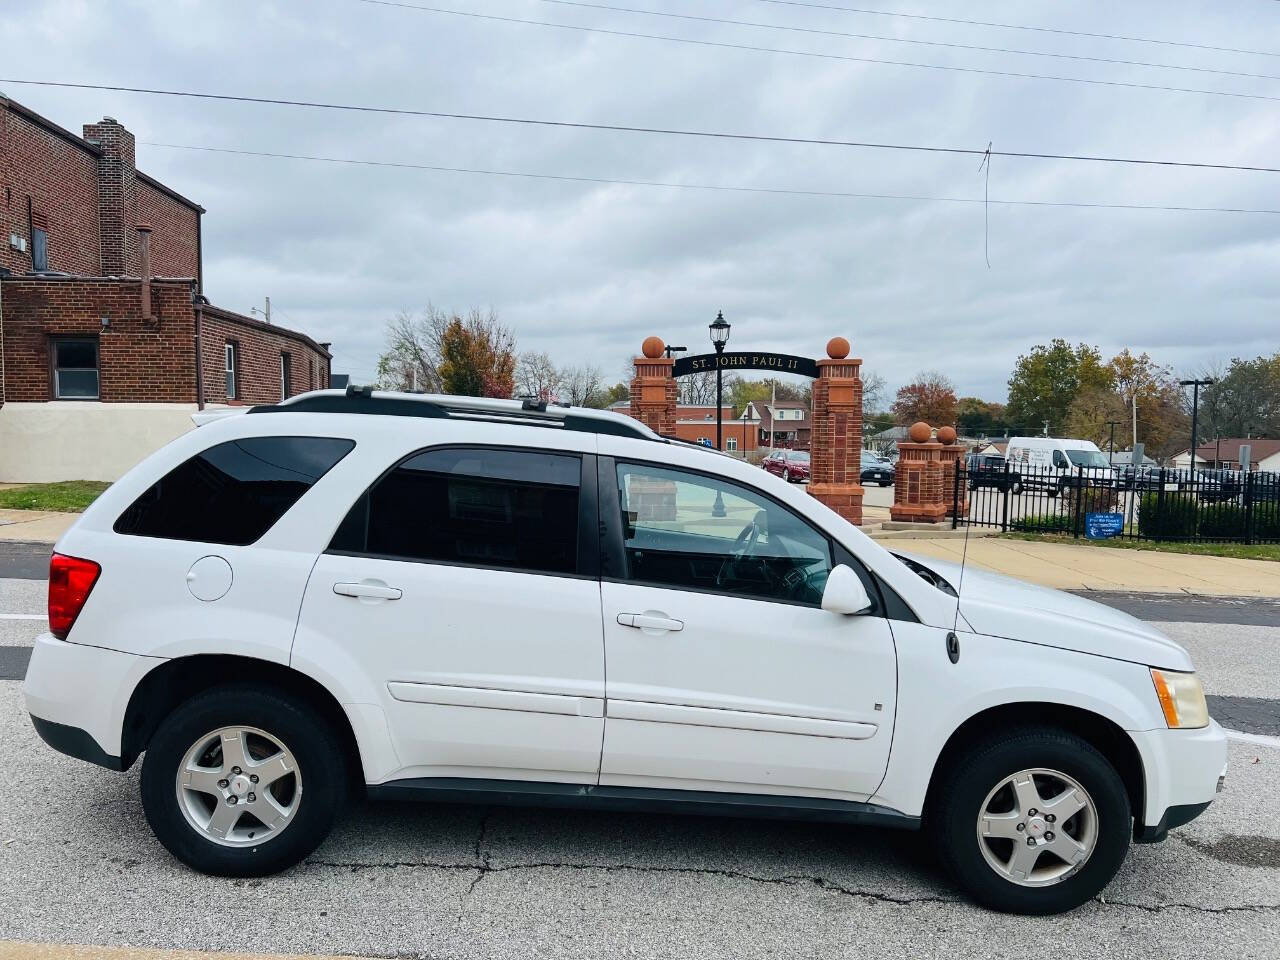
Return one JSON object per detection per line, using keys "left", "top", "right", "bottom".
{"left": 140, "top": 684, "right": 349, "bottom": 876}
{"left": 931, "top": 727, "right": 1131, "bottom": 914}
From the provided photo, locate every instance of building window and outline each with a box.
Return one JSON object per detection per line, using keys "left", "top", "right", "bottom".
{"left": 224, "top": 343, "right": 238, "bottom": 399}
{"left": 32, "top": 226, "right": 48, "bottom": 272}
{"left": 52, "top": 338, "right": 99, "bottom": 399}
{"left": 280, "top": 352, "right": 292, "bottom": 401}
{"left": 726, "top": 437, "right": 739, "bottom": 452}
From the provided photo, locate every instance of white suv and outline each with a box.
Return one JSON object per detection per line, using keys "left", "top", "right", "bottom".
{"left": 24, "top": 389, "right": 1226, "bottom": 914}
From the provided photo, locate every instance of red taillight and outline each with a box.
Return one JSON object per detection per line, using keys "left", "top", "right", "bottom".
{"left": 48, "top": 553, "right": 101, "bottom": 640}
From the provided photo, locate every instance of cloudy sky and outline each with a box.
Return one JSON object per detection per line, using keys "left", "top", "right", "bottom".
{"left": 6, "top": 0, "right": 1278, "bottom": 402}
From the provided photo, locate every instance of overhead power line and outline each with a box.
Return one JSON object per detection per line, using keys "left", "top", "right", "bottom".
{"left": 7, "top": 78, "right": 1280, "bottom": 174}
{"left": 10, "top": 78, "right": 1280, "bottom": 177}
{"left": 353, "top": 0, "right": 1280, "bottom": 103}
{"left": 537, "top": 0, "right": 1280, "bottom": 83}
{"left": 143, "top": 142, "right": 1280, "bottom": 216}
{"left": 745, "top": 0, "right": 1280, "bottom": 60}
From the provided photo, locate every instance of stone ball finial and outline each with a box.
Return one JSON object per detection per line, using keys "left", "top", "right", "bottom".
{"left": 937, "top": 425, "right": 957, "bottom": 445}
{"left": 826, "top": 336, "right": 850, "bottom": 360}
{"left": 908, "top": 421, "right": 932, "bottom": 444}
{"left": 641, "top": 336, "right": 665, "bottom": 359}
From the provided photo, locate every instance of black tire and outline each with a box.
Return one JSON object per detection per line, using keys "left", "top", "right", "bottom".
{"left": 930, "top": 727, "right": 1131, "bottom": 915}
{"left": 140, "top": 683, "right": 350, "bottom": 877}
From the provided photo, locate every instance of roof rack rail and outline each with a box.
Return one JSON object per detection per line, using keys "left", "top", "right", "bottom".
{"left": 246, "top": 388, "right": 662, "bottom": 442}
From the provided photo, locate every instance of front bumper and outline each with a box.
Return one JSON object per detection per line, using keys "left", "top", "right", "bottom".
{"left": 1129, "top": 720, "right": 1228, "bottom": 842}
{"left": 23, "top": 633, "right": 163, "bottom": 769}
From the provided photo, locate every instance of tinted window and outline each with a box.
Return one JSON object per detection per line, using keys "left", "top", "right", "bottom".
{"left": 332, "top": 447, "right": 581, "bottom": 576}
{"left": 53, "top": 338, "right": 99, "bottom": 399}
{"left": 616, "top": 463, "right": 832, "bottom": 605}
{"left": 115, "top": 436, "right": 354, "bottom": 545}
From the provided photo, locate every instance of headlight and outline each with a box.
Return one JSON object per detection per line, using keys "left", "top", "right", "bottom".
{"left": 1150, "top": 669, "right": 1209, "bottom": 729}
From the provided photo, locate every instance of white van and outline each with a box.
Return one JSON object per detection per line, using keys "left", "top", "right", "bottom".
{"left": 1006, "top": 437, "right": 1117, "bottom": 495}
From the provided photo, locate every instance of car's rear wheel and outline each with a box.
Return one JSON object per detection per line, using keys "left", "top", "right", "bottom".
{"left": 140, "top": 684, "right": 349, "bottom": 876}
{"left": 931, "top": 727, "right": 1131, "bottom": 914}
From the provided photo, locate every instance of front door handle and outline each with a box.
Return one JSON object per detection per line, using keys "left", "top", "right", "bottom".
{"left": 334, "top": 580, "right": 403, "bottom": 601}
{"left": 617, "top": 612, "right": 684, "bottom": 633}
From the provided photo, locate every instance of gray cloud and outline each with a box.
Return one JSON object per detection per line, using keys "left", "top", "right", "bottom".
{"left": 8, "top": 0, "right": 1278, "bottom": 395}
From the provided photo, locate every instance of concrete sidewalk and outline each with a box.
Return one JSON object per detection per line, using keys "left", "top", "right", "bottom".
{"left": 0, "top": 509, "right": 75, "bottom": 544}
{"left": 881, "top": 535, "right": 1280, "bottom": 598}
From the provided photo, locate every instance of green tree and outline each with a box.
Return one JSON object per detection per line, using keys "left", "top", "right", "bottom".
{"left": 955, "top": 397, "right": 1008, "bottom": 436}
{"left": 601, "top": 382, "right": 630, "bottom": 407}
{"left": 1196, "top": 353, "right": 1280, "bottom": 439}
{"left": 727, "top": 376, "right": 806, "bottom": 416}
{"left": 1005, "top": 340, "right": 1111, "bottom": 435}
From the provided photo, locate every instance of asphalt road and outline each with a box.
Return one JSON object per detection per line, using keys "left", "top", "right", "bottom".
{"left": 1, "top": 543, "right": 1278, "bottom": 957}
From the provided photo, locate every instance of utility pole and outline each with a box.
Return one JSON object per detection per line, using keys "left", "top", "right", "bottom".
{"left": 250, "top": 296, "right": 272, "bottom": 324}
{"left": 1106, "top": 420, "right": 1121, "bottom": 465}
{"left": 1179, "top": 378, "right": 1215, "bottom": 475}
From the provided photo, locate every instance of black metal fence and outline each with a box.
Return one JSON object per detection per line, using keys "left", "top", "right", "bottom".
{"left": 954, "top": 464, "right": 1280, "bottom": 544}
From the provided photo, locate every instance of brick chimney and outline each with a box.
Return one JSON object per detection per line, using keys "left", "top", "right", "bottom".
{"left": 83, "top": 116, "right": 137, "bottom": 276}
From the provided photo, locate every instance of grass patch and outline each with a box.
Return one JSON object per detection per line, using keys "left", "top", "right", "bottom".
{"left": 0, "top": 481, "right": 110, "bottom": 513}
{"left": 998, "top": 531, "right": 1280, "bottom": 562}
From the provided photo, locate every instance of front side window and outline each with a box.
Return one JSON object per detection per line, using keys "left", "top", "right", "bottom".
{"left": 52, "top": 338, "right": 99, "bottom": 399}
{"left": 225, "top": 343, "right": 238, "bottom": 399}
{"left": 331, "top": 447, "right": 581, "bottom": 576}
{"left": 615, "top": 463, "right": 833, "bottom": 605}
{"left": 114, "top": 436, "right": 354, "bottom": 545}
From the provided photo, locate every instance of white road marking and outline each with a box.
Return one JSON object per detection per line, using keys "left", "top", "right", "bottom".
{"left": 0, "top": 614, "right": 44, "bottom": 621}
{"left": 1224, "top": 729, "right": 1280, "bottom": 750}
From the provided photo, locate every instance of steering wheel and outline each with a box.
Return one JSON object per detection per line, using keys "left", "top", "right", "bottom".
{"left": 716, "top": 514, "right": 764, "bottom": 587}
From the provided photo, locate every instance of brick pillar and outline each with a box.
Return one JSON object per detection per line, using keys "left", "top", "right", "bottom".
{"left": 890, "top": 422, "right": 948, "bottom": 523}
{"left": 808, "top": 337, "right": 863, "bottom": 526}
{"left": 936, "top": 425, "right": 968, "bottom": 519}
{"left": 83, "top": 117, "right": 137, "bottom": 276}
{"left": 629, "top": 336, "right": 677, "bottom": 437}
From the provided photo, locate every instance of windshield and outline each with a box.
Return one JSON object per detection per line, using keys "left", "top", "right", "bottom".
{"left": 788, "top": 451, "right": 810, "bottom": 462}
{"left": 1066, "top": 449, "right": 1109, "bottom": 468}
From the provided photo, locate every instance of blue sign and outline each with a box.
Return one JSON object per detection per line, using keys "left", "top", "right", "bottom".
{"left": 1085, "top": 512, "right": 1125, "bottom": 539}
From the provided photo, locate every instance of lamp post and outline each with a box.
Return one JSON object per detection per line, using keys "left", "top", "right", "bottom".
{"left": 709, "top": 311, "right": 731, "bottom": 450}
{"left": 1106, "top": 419, "right": 1121, "bottom": 465}
{"left": 1179, "top": 378, "right": 1215, "bottom": 476}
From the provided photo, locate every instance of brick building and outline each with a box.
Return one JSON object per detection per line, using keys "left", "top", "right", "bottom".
{"left": 0, "top": 96, "right": 331, "bottom": 481}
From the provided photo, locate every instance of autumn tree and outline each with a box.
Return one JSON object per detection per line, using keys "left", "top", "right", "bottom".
{"left": 437, "top": 310, "right": 517, "bottom": 398}
{"left": 1195, "top": 353, "right": 1280, "bottom": 439}
{"left": 515, "top": 351, "right": 561, "bottom": 402}
{"left": 892, "top": 371, "right": 958, "bottom": 426}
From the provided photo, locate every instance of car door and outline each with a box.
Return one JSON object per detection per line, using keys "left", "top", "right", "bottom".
{"left": 293, "top": 445, "right": 606, "bottom": 785}
{"left": 597, "top": 458, "right": 897, "bottom": 801}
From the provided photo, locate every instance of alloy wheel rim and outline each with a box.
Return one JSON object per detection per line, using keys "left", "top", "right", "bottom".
{"left": 975, "top": 767, "right": 1098, "bottom": 887}
{"left": 174, "top": 725, "right": 302, "bottom": 848}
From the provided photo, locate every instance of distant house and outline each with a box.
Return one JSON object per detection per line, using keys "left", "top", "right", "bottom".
{"left": 1172, "top": 439, "right": 1280, "bottom": 472}
{"left": 743, "top": 400, "right": 811, "bottom": 450}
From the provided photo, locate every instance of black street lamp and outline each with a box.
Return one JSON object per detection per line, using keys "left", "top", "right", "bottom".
{"left": 709, "top": 310, "right": 731, "bottom": 450}
{"left": 1179, "top": 378, "right": 1215, "bottom": 476}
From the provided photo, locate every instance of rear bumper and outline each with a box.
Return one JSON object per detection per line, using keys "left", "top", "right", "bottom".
{"left": 22, "top": 633, "right": 163, "bottom": 769}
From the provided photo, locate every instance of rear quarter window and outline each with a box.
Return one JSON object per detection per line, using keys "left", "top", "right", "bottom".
{"left": 114, "top": 436, "right": 354, "bottom": 545}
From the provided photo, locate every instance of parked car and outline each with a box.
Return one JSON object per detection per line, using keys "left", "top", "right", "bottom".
{"left": 965, "top": 454, "right": 1021, "bottom": 494}
{"left": 860, "top": 451, "right": 895, "bottom": 487}
{"left": 762, "top": 448, "right": 811, "bottom": 483}
{"left": 25, "top": 389, "right": 1225, "bottom": 914}
{"left": 1006, "top": 437, "right": 1117, "bottom": 496}
{"left": 1118, "top": 464, "right": 1163, "bottom": 492}
{"left": 1180, "top": 469, "right": 1239, "bottom": 503}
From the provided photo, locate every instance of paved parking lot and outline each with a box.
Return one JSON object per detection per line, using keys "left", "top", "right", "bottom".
{"left": 1, "top": 541, "right": 1278, "bottom": 958}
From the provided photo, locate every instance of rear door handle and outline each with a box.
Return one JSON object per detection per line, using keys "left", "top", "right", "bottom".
{"left": 617, "top": 612, "right": 684, "bottom": 633}
{"left": 334, "top": 580, "right": 403, "bottom": 601}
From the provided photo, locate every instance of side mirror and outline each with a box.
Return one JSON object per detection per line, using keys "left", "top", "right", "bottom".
{"left": 821, "top": 564, "right": 874, "bottom": 616}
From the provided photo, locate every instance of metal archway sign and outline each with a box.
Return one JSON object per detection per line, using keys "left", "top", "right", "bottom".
{"left": 671, "top": 351, "right": 819, "bottom": 379}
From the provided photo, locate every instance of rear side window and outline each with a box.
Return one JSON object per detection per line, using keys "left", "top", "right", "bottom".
{"left": 114, "top": 436, "right": 354, "bottom": 545}
{"left": 330, "top": 446, "right": 581, "bottom": 576}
